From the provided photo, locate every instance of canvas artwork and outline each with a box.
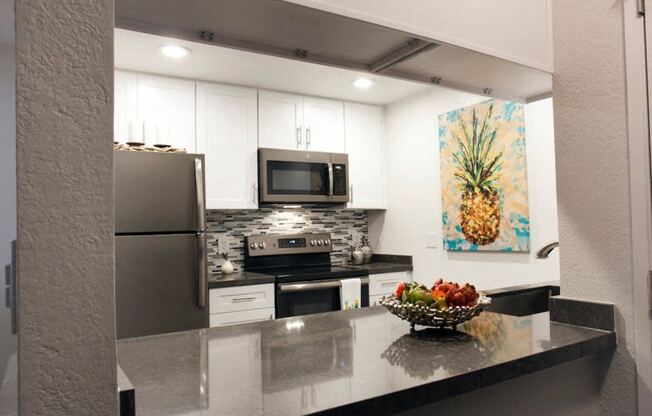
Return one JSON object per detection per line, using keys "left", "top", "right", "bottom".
{"left": 439, "top": 99, "right": 530, "bottom": 252}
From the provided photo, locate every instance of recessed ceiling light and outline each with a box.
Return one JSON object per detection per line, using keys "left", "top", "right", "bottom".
{"left": 352, "top": 78, "right": 374, "bottom": 89}
{"left": 158, "top": 45, "right": 190, "bottom": 59}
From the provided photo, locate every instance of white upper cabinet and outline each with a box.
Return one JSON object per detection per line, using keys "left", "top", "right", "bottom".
{"left": 114, "top": 71, "right": 138, "bottom": 143}
{"left": 258, "top": 90, "right": 304, "bottom": 150}
{"left": 136, "top": 74, "right": 196, "bottom": 152}
{"left": 345, "top": 103, "right": 384, "bottom": 209}
{"left": 114, "top": 71, "right": 196, "bottom": 152}
{"left": 303, "top": 97, "right": 345, "bottom": 152}
{"left": 196, "top": 82, "right": 258, "bottom": 209}
{"left": 259, "top": 91, "right": 345, "bottom": 152}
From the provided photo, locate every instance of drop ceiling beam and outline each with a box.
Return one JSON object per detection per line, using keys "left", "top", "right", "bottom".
{"left": 369, "top": 39, "right": 437, "bottom": 73}
{"left": 115, "top": 16, "right": 371, "bottom": 72}
{"left": 115, "top": 17, "right": 531, "bottom": 103}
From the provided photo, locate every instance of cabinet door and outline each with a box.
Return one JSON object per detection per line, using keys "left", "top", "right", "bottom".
{"left": 114, "top": 71, "right": 138, "bottom": 142}
{"left": 258, "top": 90, "right": 304, "bottom": 150}
{"left": 303, "top": 97, "right": 345, "bottom": 152}
{"left": 196, "top": 82, "right": 258, "bottom": 209}
{"left": 136, "top": 74, "right": 196, "bottom": 152}
{"left": 208, "top": 283, "right": 274, "bottom": 314}
{"left": 345, "top": 103, "right": 385, "bottom": 209}
{"left": 369, "top": 271, "right": 412, "bottom": 297}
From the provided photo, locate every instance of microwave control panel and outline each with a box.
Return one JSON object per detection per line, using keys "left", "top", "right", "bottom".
{"left": 332, "top": 164, "right": 347, "bottom": 196}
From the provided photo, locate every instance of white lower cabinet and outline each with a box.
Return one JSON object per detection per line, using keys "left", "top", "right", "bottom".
{"left": 196, "top": 82, "right": 258, "bottom": 209}
{"left": 209, "top": 284, "right": 275, "bottom": 327}
{"left": 369, "top": 294, "right": 385, "bottom": 307}
{"left": 369, "top": 271, "right": 413, "bottom": 301}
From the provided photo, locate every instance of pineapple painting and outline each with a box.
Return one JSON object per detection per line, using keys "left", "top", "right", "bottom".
{"left": 439, "top": 99, "right": 530, "bottom": 252}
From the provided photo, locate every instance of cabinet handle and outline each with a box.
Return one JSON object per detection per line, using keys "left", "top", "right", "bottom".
{"left": 306, "top": 127, "right": 311, "bottom": 148}
{"left": 232, "top": 296, "right": 257, "bottom": 303}
{"left": 311, "top": 385, "right": 316, "bottom": 406}
{"left": 381, "top": 281, "right": 399, "bottom": 287}
{"left": 268, "top": 313, "right": 273, "bottom": 320}
{"left": 296, "top": 126, "right": 302, "bottom": 148}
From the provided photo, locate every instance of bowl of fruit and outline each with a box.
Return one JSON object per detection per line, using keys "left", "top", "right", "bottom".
{"left": 379, "top": 279, "right": 491, "bottom": 331}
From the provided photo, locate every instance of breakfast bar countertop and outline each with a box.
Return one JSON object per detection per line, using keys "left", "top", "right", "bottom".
{"left": 117, "top": 301, "right": 616, "bottom": 416}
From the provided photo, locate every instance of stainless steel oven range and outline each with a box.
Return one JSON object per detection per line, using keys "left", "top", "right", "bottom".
{"left": 244, "top": 233, "right": 369, "bottom": 318}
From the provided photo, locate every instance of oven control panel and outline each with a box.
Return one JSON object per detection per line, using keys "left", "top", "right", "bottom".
{"left": 246, "top": 233, "right": 332, "bottom": 257}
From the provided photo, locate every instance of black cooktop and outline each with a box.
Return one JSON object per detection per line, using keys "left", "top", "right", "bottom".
{"left": 255, "top": 265, "right": 368, "bottom": 283}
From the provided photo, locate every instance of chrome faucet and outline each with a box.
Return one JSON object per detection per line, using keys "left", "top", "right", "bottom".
{"left": 536, "top": 242, "right": 559, "bottom": 259}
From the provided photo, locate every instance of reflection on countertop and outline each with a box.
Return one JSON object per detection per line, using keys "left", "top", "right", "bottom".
{"left": 117, "top": 306, "right": 615, "bottom": 416}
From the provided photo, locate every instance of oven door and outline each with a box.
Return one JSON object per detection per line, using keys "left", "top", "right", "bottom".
{"left": 258, "top": 148, "right": 348, "bottom": 204}
{"left": 275, "top": 277, "right": 370, "bottom": 318}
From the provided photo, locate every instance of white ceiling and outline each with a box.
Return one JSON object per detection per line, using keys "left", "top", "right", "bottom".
{"left": 114, "top": 29, "right": 431, "bottom": 105}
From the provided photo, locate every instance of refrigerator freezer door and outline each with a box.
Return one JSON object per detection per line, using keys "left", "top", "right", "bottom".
{"left": 116, "top": 233, "right": 209, "bottom": 339}
{"left": 115, "top": 151, "right": 205, "bottom": 233}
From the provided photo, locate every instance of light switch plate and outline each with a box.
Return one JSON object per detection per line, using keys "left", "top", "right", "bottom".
{"left": 425, "top": 232, "right": 438, "bottom": 249}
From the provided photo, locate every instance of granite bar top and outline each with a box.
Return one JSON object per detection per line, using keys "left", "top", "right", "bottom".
{"left": 117, "top": 306, "right": 615, "bottom": 416}
{"left": 484, "top": 280, "right": 560, "bottom": 297}
{"left": 208, "top": 271, "right": 275, "bottom": 289}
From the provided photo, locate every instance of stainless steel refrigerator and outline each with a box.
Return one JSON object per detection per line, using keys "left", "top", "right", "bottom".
{"left": 115, "top": 151, "right": 208, "bottom": 339}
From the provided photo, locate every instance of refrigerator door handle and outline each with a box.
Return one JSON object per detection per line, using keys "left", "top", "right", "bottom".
{"left": 328, "top": 163, "right": 334, "bottom": 197}
{"left": 195, "top": 158, "right": 206, "bottom": 231}
{"left": 197, "top": 232, "right": 207, "bottom": 309}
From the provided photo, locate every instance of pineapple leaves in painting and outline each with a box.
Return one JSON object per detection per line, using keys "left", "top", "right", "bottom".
{"left": 452, "top": 104, "right": 502, "bottom": 193}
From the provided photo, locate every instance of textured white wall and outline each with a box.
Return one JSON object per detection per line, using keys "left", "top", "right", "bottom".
{"left": 552, "top": 0, "right": 637, "bottom": 414}
{"left": 15, "top": 0, "right": 118, "bottom": 414}
{"left": 371, "top": 89, "right": 559, "bottom": 291}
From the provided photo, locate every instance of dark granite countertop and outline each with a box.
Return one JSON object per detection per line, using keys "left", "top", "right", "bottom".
{"left": 484, "top": 280, "right": 560, "bottom": 297}
{"left": 208, "top": 271, "right": 275, "bottom": 289}
{"left": 117, "top": 305, "right": 615, "bottom": 416}
{"left": 343, "top": 254, "right": 414, "bottom": 274}
{"left": 343, "top": 262, "right": 413, "bottom": 274}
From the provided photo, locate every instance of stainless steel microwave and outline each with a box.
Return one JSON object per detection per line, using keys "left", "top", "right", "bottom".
{"left": 258, "top": 148, "right": 349, "bottom": 205}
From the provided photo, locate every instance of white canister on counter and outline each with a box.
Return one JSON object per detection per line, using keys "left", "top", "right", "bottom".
{"left": 220, "top": 253, "right": 234, "bottom": 274}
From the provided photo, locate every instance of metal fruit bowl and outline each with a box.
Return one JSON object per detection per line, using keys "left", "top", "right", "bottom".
{"left": 379, "top": 293, "right": 492, "bottom": 330}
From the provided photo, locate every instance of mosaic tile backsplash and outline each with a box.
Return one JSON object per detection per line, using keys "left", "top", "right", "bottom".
{"left": 206, "top": 208, "right": 369, "bottom": 273}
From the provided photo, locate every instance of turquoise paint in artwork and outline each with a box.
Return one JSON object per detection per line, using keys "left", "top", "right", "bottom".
{"left": 439, "top": 99, "right": 530, "bottom": 252}
{"left": 502, "top": 102, "right": 517, "bottom": 120}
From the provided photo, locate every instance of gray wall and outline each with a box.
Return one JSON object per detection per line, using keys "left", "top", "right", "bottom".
{"left": 0, "top": 0, "right": 16, "bottom": 394}
{"left": 399, "top": 0, "right": 639, "bottom": 415}
{"left": 15, "top": 0, "right": 118, "bottom": 414}
{"left": 552, "top": 0, "right": 637, "bottom": 413}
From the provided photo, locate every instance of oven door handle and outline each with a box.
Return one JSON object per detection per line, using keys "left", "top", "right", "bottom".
{"left": 279, "top": 277, "right": 369, "bottom": 293}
